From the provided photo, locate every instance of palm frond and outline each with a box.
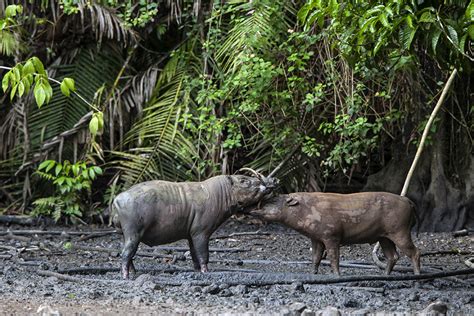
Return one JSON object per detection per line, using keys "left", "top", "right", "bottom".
{"left": 112, "top": 65, "right": 199, "bottom": 187}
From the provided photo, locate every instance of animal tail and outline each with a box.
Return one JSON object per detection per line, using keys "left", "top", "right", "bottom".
{"left": 407, "top": 198, "right": 420, "bottom": 237}
{"left": 110, "top": 200, "right": 122, "bottom": 232}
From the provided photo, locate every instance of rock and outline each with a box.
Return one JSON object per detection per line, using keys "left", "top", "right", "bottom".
{"left": 421, "top": 300, "right": 448, "bottom": 315}
{"left": 319, "top": 306, "right": 341, "bottom": 316}
{"left": 190, "top": 286, "right": 202, "bottom": 293}
{"left": 231, "top": 284, "right": 248, "bottom": 295}
{"left": 350, "top": 308, "right": 371, "bottom": 316}
{"left": 202, "top": 283, "right": 220, "bottom": 295}
{"left": 219, "top": 283, "right": 230, "bottom": 290}
{"left": 250, "top": 295, "right": 260, "bottom": 304}
{"left": 43, "top": 276, "right": 58, "bottom": 286}
{"left": 37, "top": 304, "right": 61, "bottom": 316}
{"left": 142, "top": 281, "right": 159, "bottom": 291}
{"left": 132, "top": 296, "right": 144, "bottom": 306}
{"left": 134, "top": 273, "right": 153, "bottom": 287}
{"left": 342, "top": 298, "right": 360, "bottom": 308}
{"left": 289, "top": 302, "right": 307, "bottom": 313}
{"left": 291, "top": 282, "right": 305, "bottom": 293}
{"left": 409, "top": 292, "right": 420, "bottom": 302}
{"left": 301, "top": 309, "right": 316, "bottom": 316}
{"left": 219, "top": 289, "right": 233, "bottom": 297}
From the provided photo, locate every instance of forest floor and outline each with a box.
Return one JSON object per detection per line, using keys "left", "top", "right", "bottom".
{"left": 0, "top": 218, "right": 472, "bottom": 315}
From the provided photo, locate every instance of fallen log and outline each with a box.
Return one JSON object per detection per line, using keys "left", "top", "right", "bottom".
{"left": 156, "top": 246, "right": 248, "bottom": 253}
{"left": 75, "top": 230, "right": 119, "bottom": 242}
{"left": 153, "top": 268, "right": 474, "bottom": 287}
{"left": 70, "top": 244, "right": 186, "bottom": 261}
{"left": 0, "top": 215, "right": 36, "bottom": 226}
{"left": 57, "top": 266, "right": 259, "bottom": 275}
{"left": 211, "top": 231, "right": 272, "bottom": 240}
{"left": 0, "top": 229, "right": 116, "bottom": 237}
{"left": 37, "top": 270, "right": 127, "bottom": 284}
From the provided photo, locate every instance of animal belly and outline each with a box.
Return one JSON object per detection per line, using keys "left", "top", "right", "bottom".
{"left": 340, "top": 220, "right": 384, "bottom": 245}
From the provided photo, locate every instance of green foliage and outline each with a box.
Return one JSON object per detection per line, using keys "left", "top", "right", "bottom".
{"left": 2, "top": 56, "right": 77, "bottom": 108}
{"left": 32, "top": 160, "right": 102, "bottom": 221}
{"left": 299, "top": 0, "right": 473, "bottom": 69}
{"left": 0, "top": 4, "right": 24, "bottom": 56}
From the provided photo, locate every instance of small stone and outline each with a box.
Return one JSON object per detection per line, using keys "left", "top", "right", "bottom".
{"left": 351, "top": 308, "right": 371, "bottom": 316}
{"left": 37, "top": 304, "right": 61, "bottom": 316}
{"left": 141, "top": 281, "right": 159, "bottom": 291}
{"left": 289, "top": 302, "right": 307, "bottom": 313}
{"left": 190, "top": 286, "right": 202, "bottom": 293}
{"left": 202, "top": 283, "right": 220, "bottom": 295}
{"left": 231, "top": 284, "right": 248, "bottom": 295}
{"left": 320, "top": 306, "right": 341, "bottom": 316}
{"left": 134, "top": 273, "right": 152, "bottom": 286}
{"left": 219, "top": 283, "right": 230, "bottom": 290}
{"left": 219, "top": 289, "right": 233, "bottom": 297}
{"left": 291, "top": 282, "right": 305, "bottom": 293}
{"left": 301, "top": 310, "right": 315, "bottom": 316}
{"left": 343, "top": 298, "right": 360, "bottom": 308}
{"left": 250, "top": 296, "right": 260, "bottom": 304}
{"left": 422, "top": 300, "right": 448, "bottom": 315}
{"left": 409, "top": 292, "right": 420, "bottom": 302}
{"left": 43, "top": 276, "right": 58, "bottom": 286}
{"left": 132, "top": 296, "right": 144, "bottom": 306}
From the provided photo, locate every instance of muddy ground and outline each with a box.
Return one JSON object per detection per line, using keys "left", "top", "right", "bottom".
{"left": 0, "top": 218, "right": 472, "bottom": 315}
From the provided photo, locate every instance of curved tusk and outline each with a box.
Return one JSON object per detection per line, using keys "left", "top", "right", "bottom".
{"left": 238, "top": 167, "right": 263, "bottom": 179}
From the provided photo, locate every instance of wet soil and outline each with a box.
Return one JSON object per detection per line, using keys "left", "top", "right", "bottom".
{"left": 0, "top": 219, "right": 472, "bottom": 315}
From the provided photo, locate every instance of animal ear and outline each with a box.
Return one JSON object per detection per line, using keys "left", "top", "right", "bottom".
{"left": 227, "top": 176, "right": 234, "bottom": 185}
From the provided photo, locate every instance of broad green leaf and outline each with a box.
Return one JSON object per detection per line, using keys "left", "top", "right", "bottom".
{"left": 93, "top": 166, "right": 103, "bottom": 175}
{"left": 468, "top": 24, "right": 474, "bottom": 40}
{"left": 71, "top": 164, "right": 79, "bottom": 176}
{"left": 17, "top": 81, "right": 25, "bottom": 97}
{"left": 63, "top": 78, "right": 76, "bottom": 91}
{"left": 34, "top": 84, "right": 46, "bottom": 108}
{"left": 446, "top": 25, "right": 458, "bottom": 46}
{"left": 379, "top": 13, "right": 389, "bottom": 28}
{"left": 466, "top": 1, "right": 474, "bottom": 20}
{"left": 10, "top": 83, "right": 17, "bottom": 100}
{"left": 419, "top": 11, "right": 435, "bottom": 23}
{"left": 46, "top": 160, "right": 56, "bottom": 172}
{"left": 5, "top": 5, "right": 19, "bottom": 18}
{"left": 38, "top": 160, "right": 53, "bottom": 171}
{"left": 55, "top": 163, "right": 63, "bottom": 176}
{"left": 31, "top": 57, "right": 46, "bottom": 75}
{"left": 2, "top": 72, "right": 10, "bottom": 92}
{"left": 22, "top": 60, "right": 35, "bottom": 76}
{"left": 60, "top": 80, "right": 70, "bottom": 97}
{"left": 89, "top": 116, "right": 99, "bottom": 135}
{"left": 431, "top": 27, "right": 442, "bottom": 53}
{"left": 89, "top": 168, "right": 96, "bottom": 180}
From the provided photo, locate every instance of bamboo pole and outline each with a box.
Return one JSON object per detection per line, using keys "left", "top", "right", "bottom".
{"left": 400, "top": 69, "right": 458, "bottom": 197}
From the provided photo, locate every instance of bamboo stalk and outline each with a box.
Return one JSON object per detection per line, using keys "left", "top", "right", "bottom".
{"left": 400, "top": 69, "right": 458, "bottom": 197}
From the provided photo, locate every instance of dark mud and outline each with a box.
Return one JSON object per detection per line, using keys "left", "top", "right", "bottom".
{"left": 0, "top": 219, "right": 472, "bottom": 315}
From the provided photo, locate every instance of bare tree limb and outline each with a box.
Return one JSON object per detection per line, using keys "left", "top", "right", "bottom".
{"left": 401, "top": 68, "right": 458, "bottom": 197}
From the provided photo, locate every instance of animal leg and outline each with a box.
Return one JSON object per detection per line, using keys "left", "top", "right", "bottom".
{"left": 121, "top": 236, "right": 140, "bottom": 279}
{"left": 191, "top": 234, "right": 210, "bottom": 272}
{"left": 390, "top": 233, "right": 421, "bottom": 275}
{"left": 188, "top": 239, "right": 201, "bottom": 271}
{"left": 311, "top": 239, "right": 325, "bottom": 274}
{"left": 378, "top": 237, "right": 399, "bottom": 275}
{"left": 323, "top": 240, "right": 340, "bottom": 276}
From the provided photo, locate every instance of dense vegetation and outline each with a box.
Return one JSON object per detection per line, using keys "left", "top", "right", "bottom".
{"left": 0, "top": 0, "right": 472, "bottom": 230}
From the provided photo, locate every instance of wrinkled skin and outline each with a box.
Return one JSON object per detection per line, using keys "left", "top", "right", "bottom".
{"left": 247, "top": 192, "right": 421, "bottom": 276}
{"left": 113, "top": 175, "right": 276, "bottom": 279}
